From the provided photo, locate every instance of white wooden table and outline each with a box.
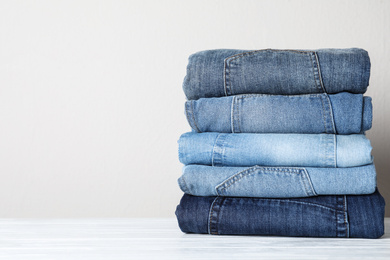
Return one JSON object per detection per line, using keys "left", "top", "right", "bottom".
{"left": 0, "top": 218, "right": 389, "bottom": 259}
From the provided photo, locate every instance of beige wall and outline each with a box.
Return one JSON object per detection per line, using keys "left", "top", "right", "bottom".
{"left": 0, "top": 0, "right": 389, "bottom": 217}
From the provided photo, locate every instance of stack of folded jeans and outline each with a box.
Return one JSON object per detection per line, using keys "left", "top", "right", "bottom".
{"left": 175, "top": 49, "right": 385, "bottom": 238}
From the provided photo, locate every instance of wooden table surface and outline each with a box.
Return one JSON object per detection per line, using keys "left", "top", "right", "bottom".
{"left": 0, "top": 218, "right": 389, "bottom": 259}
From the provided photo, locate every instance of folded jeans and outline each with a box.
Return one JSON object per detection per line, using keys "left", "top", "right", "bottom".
{"left": 186, "top": 92, "right": 372, "bottom": 134}
{"left": 179, "top": 132, "right": 372, "bottom": 167}
{"left": 179, "top": 164, "right": 377, "bottom": 197}
{"left": 175, "top": 189, "right": 385, "bottom": 238}
{"left": 183, "top": 48, "right": 370, "bottom": 100}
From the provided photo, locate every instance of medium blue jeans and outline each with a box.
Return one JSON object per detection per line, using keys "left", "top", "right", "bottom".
{"left": 175, "top": 189, "right": 385, "bottom": 238}
{"left": 183, "top": 48, "right": 370, "bottom": 100}
{"left": 178, "top": 164, "right": 376, "bottom": 197}
{"left": 186, "top": 93, "right": 371, "bottom": 134}
{"left": 178, "top": 132, "right": 372, "bottom": 167}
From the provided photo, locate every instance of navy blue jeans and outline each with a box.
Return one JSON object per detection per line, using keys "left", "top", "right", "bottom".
{"left": 175, "top": 189, "right": 385, "bottom": 238}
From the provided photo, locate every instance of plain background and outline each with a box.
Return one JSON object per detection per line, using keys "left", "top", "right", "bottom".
{"left": 0, "top": 0, "right": 389, "bottom": 217}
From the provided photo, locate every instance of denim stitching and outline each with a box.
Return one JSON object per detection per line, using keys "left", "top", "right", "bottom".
{"left": 227, "top": 49, "right": 316, "bottom": 62}
{"left": 236, "top": 97, "right": 242, "bottom": 133}
{"left": 251, "top": 198, "right": 339, "bottom": 212}
{"left": 344, "top": 195, "right": 350, "bottom": 237}
{"left": 314, "top": 52, "right": 327, "bottom": 92}
{"left": 297, "top": 169, "right": 311, "bottom": 196}
{"left": 223, "top": 58, "right": 229, "bottom": 96}
{"left": 300, "top": 169, "right": 317, "bottom": 196}
{"left": 211, "top": 133, "right": 222, "bottom": 166}
{"left": 231, "top": 96, "right": 242, "bottom": 133}
{"left": 322, "top": 134, "right": 336, "bottom": 168}
{"left": 216, "top": 166, "right": 303, "bottom": 194}
{"left": 212, "top": 134, "right": 227, "bottom": 167}
{"left": 308, "top": 52, "right": 322, "bottom": 92}
{"left": 208, "top": 197, "right": 219, "bottom": 234}
{"left": 335, "top": 196, "right": 347, "bottom": 238}
{"left": 319, "top": 94, "right": 330, "bottom": 133}
{"left": 208, "top": 197, "right": 220, "bottom": 235}
{"left": 231, "top": 96, "right": 236, "bottom": 133}
{"left": 333, "top": 134, "right": 337, "bottom": 168}
{"left": 323, "top": 93, "right": 337, "bottom": 133}
{"left": 232, "top": 93, "right": 321, "bottom": 98}
{"left": 225, "top": 49, "right": 318, "bottom": 97}
{"left": 218, "top": 197, "right": 227, "bottom": 233}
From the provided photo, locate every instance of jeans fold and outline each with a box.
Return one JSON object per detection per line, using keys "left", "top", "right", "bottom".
{"left": 183, "top": 48, "right": 370, "bottom": 100}
{"left": 186, "top": 93, "right": 371, "bottom": 134}
{"left": 178, "top": 132, "right": 372, "bottom": 167}
{"left": 179, "top": 164, "right": 377, "bottom": 197}
{"left": 175, "top": 189, "right": 385, "bottom": 238}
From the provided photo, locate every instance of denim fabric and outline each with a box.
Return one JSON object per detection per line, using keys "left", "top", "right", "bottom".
{"left": 179, "top": 132, "right": 372, "bottom": 167}
{"left": 178, "top": 164, "right": 376, "bottom": 197}
{"left": 175, "top": 189, "right": 385, "bottom": 238}
{"left": 183, "top": 48, "right": 370, "bottom": 100}
{"left": 186, "top": 93, "right": 372, "bottom": 134}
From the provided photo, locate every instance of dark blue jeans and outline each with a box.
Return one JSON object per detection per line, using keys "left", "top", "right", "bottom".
{"left": 175, "top": 189, "right": 385, "bottom": 238}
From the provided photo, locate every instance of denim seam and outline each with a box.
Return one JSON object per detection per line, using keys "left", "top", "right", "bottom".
{"left": 224, "top": 49, "right": 320, "bottom": 97}
{"left": 208, "top": 197, "right": 219, "bottom": 234}
{"left": 300, "top": 169, "right": 317, "bottom": 196}
{"left": 344, "top": 195, "right": 350, "bottom": 237}
{"left": 211, "top": 133, "right": 221, "bottom": 166}
{"left": 230, "top": 97, "right": 233, "bottom": 132}
{"left": 323, "top": 94, "right": 337, "bottom": 133}
{"left": 217, "top": 197, "right": 228, "bottom": 234}
{"left": 230, "top": 96, "right": 235, "bottom": 133}
{"left": 233, "top": 93, "right": 323, "bottom": 98}
{"left": 319, "top": 94, "right": 336, "bottom": 134}
{"left": 322, "top": 134, "right": 336, "bottom": 167}
{"left": 216, "top": 166, "right": 303, "bottom": 195}
{"left": 185, "top": 101, "right": 201, "bottom": 133}
{"left": 335, "top": 196, "right": 348, "bottom": 238}
{"left": 314, "top": 52, "right": 327, "bottom": 92}
{"left": 223, "top": 58, "right": 229, "bottom": 96}
{"left": 231, "top": 96, "right": 241, "bottom": 133}
{"left": 298, "top": 169, "right": 311, "bottom": 196}
{"left": 333, "top": 135, "right": 337, "bottom": 168}
{"left": 236, "top": 97, "right": 242, "bottom": 133}
{"left": 254, "top": 198, "right": 339, "bottom": 212}
{"left": 208, "top": 197, "right": 222, "bottom": 235}
{"left": 319, "top": 95, "right": 330, "bottom": 133}
{"left": 212, "top": 134, "right": 227, "bottom": 167}
{"left": 308, "top": 52, "right": 323, "bottom": 92}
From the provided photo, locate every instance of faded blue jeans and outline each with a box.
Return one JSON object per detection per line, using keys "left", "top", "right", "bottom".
{"left": 183, "top": 48, "right": 370, "bottom": 100}
{"left": 178, "top": 164, "right": 376, "bottom": 197}
{"left": 186, "top": 92, "right": 371, "bottom": 134}
{"left": 179, "top": 132, "right": 372, "bottom": 167}
{"left": 175, "top": 189, "right": 385, "bottom": 238}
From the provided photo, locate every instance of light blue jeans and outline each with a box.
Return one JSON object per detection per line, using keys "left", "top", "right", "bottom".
{"left": 178, "top": 132, "right": 372, "bottom": 167}
{"left": 178, "top": 164, "right": 377, "bottom": 198}
{"left": 183, "top": 48, "right": 370, "bottom": 100}
{"left": 186, "top": 92, "right": 371, "bottom": 134}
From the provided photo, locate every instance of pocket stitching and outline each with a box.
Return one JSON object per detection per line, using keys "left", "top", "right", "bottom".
{"left": 216, "top": 166, "right": 303, "bottom": 195}
{"left": 224, "top": 49, "right": 320, "bottom": 96}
